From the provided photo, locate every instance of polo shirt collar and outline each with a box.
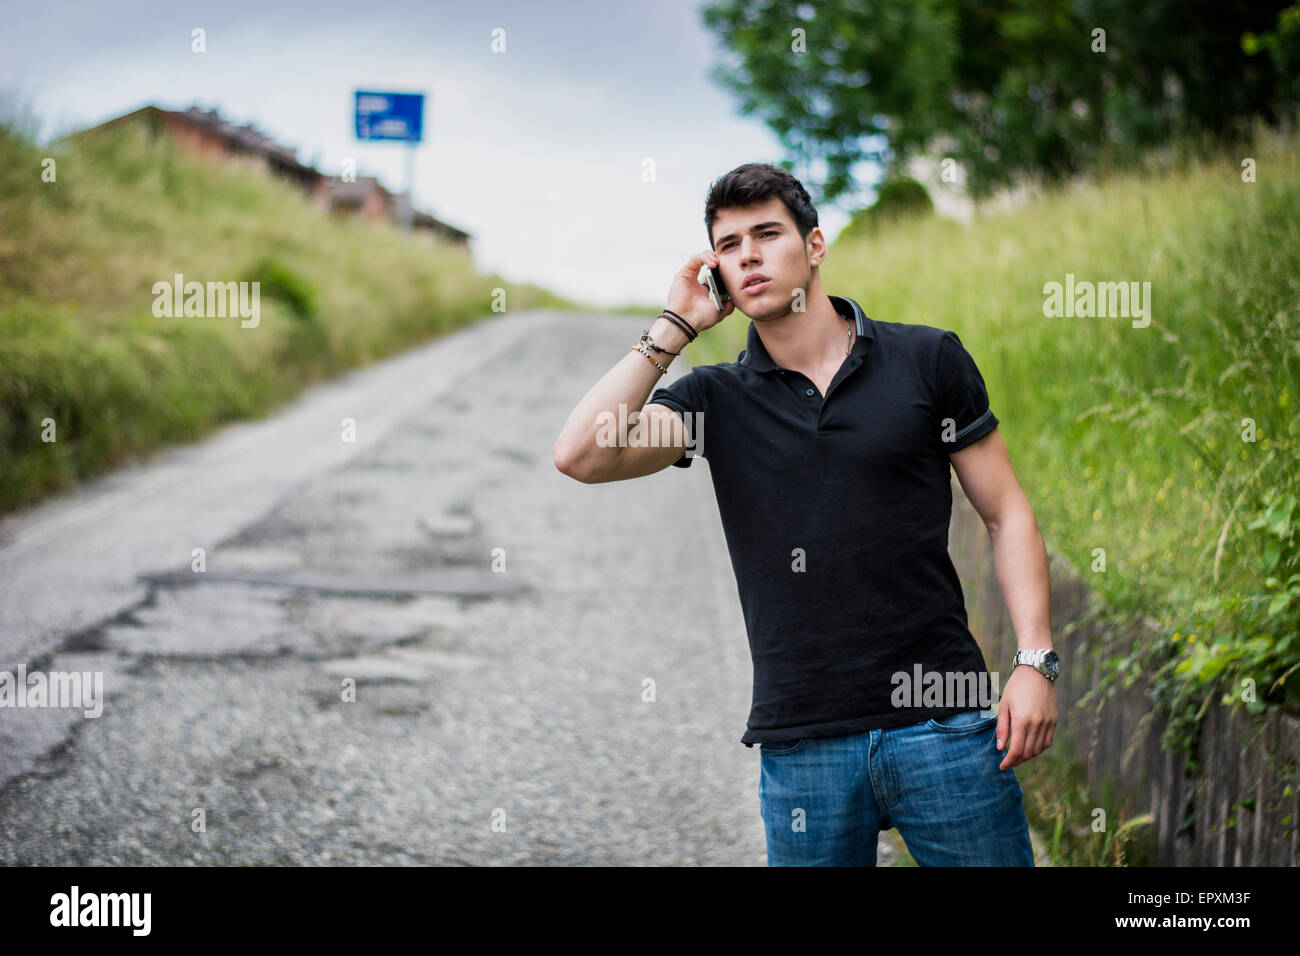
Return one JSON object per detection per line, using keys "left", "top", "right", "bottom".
{"left": 738, "top": 295, "right": 873, "bottom": 372}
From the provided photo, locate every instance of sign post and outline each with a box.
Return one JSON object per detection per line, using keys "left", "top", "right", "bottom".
{"left": 354, "top": 90, "right": 426, "bottom": 230}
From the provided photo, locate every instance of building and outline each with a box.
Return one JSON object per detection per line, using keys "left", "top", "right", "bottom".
{"left": 313, "top": 175, "right": 472, "bottom": 245}
{"left": 317, "top": 174, "right": 392, "bottom": 225}
{"left": 66, "top": 104, "right": 472, "bottom": 250}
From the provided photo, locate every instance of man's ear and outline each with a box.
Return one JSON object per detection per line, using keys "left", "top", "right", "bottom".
{"left": 806, "top": 227, "right": 826, "bottom": 266}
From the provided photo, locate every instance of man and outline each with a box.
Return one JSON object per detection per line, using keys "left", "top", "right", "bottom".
{"left": 553, "top": 162, "right": 1058, "bottom": 866}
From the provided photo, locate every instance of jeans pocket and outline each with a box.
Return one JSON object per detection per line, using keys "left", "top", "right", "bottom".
{"left": 759, "top": 737, "right": 810, "bottom": 756}
{"left": 924, "top": 709, "right": 999, "bottom": 734}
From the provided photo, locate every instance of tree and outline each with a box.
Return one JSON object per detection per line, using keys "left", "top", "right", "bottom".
{"left": 701, "top": 0, "right": 1297, "bottom": 202}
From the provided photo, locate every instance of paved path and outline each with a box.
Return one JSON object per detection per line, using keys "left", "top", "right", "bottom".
{"left": 0, "top": 310, "right": 778, "bottom": 865}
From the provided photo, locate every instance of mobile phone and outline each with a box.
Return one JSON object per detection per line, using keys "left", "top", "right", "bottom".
{"left": 698, "top": 263, "right": 730, "bottom": 312}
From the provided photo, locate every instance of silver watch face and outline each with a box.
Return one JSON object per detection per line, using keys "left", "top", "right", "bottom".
{"left": 1043, "top": 650, "right": 1060, "bottom": 679}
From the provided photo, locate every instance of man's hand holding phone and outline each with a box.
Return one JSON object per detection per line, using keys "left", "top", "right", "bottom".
{"left": 666, "top": 249, "right": 736, "bottom": 334}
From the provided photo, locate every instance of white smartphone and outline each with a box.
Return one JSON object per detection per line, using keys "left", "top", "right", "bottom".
{"left": 697, "top": 263, "right": 730, "bottom": 312}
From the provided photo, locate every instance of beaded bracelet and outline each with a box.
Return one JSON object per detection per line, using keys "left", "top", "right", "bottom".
{"left": 639, "top": 330, "right": 681, "bottom": 355}
{"left": 634, "top": 344, "right": 668, "bottom": 375}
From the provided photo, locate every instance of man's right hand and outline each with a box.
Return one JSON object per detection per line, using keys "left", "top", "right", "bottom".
{"left": 666, "top": 250, "right": 736, "bottom": 333}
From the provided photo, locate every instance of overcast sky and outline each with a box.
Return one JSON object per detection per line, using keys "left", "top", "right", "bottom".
{"left": 0, "top": 0, "right": 871, "bottom": 308}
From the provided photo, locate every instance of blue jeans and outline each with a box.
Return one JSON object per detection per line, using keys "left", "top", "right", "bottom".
{"left": 758, "top": 709, "right": 1036, "bottom": 866}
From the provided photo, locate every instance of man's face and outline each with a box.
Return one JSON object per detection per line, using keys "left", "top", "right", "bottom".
{"left": 710, "top": 197, "right": 820, "bottom": 320}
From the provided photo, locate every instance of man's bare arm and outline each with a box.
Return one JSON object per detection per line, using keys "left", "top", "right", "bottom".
{"left": 949, "top": 428, "right": 1053, "bottom": 651}
{"left": 949, "top": 427, "right": 1058, "bottom": 770}
{"left": 552, "top": 314, "right": 693, "bottom": 483}
{"left": 553, "top": 250, "right": 733, "bottom": 483}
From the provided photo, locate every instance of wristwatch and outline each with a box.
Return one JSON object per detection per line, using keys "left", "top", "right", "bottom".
{"left": 1012, "top": 648, "right": 1060, "bottom": 682}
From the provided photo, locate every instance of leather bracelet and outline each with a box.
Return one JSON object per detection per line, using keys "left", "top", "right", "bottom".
{"left": 661, "top": 308, "right": 697, "bottom": 333}
{"left": 639, "top": 330, "right": 680, "bottom": 355}
{"left": 657, "top": 311, "right": 693, "bottom": 342}
{"left": 661, "top": 308, "right": 698, "bottom": 339}
{"left": 634, "top": 344, "right": 668, "bottom": 375}
{"left": 658, "top": 310, "right": 698, "bottom": 342}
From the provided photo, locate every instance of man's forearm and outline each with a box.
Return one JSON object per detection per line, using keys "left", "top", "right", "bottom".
{"left": 988, "top": 506, "right": 1055, "bottom": 654}
{"left": 552, "top": 315, "right": 691, "bottom": 479}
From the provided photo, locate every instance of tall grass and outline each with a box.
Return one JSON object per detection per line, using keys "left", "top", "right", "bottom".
{"left": 1017, "top": 749, "right": 1157, "bottom": 866}
{"left": 0, "top": 116, "right": 571, "bottom": 514}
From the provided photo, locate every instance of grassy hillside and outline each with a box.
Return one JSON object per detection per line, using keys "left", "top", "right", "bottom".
{"left": 687, "top": 128, "right": 1300, "bottom": 759}
{"left": 0, "top": 115, "right": 572, "bottom": 515}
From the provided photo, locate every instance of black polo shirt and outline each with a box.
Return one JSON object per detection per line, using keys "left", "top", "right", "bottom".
{"left": 648, "top": 294, "right": 1001, "bottom": 746}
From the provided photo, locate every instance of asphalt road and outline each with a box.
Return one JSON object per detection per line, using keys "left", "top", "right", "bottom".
{"left": 0, "top": 308, "right": 849, "bottom": 866}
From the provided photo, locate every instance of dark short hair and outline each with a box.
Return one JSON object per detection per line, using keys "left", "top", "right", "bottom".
{"left": 704, "top": 163, "right": 819, "bottom": 248}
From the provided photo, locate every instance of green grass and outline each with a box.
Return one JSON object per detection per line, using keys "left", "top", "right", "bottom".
{"left": 685, "top": 124, "right": 1300, "bottom": 762}
{"left": 0, "top": 116, "right": 573, "bottom": 514}
{"left": 1017, "top": 749, "right": 1158, "bottom": 866}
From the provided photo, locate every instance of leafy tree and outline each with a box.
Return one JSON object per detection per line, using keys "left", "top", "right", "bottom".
{"left": 1244, "top": 3, "right": 1300, "bottom": 108}
{"left": 701, "top": 0, "right": 1297, "bottom": 201}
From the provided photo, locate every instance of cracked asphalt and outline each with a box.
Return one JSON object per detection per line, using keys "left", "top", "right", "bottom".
{"left": 0, "top": 309, "right": 820, "bottom": 866}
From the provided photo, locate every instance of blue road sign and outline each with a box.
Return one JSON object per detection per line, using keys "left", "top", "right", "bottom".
{"left": 354, "top": 91, "right": 424, "bottom": 142}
